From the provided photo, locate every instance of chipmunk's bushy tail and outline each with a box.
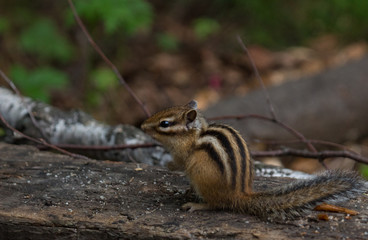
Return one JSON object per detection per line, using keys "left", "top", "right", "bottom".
{"left": 236, "top": 170, "right": 366, "bottom": 221}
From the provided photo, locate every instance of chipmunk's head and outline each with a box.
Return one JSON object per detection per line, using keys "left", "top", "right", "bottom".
{"left": 141, "top": 100, "right": 206, "bottom": 147}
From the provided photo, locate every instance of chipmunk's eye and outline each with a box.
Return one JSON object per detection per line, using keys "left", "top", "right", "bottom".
{"left": 159, "top": 121, "right": 171, "bottom": 128}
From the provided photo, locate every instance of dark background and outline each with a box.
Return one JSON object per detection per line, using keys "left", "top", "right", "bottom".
{"left": 1, "top": 0, "right": 367, "bottom": 124}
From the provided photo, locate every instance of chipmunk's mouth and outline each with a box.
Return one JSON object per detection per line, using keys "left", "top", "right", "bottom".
{"left": 140, "top": 123, "right": 149, "bottom": 132}
{"left": 140, "top": 125, "right": 155, "bottom": 137}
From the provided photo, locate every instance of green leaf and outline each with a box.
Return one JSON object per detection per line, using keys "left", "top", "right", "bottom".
{"left": 74, "top": 0, "right": 153, "bottom": 35}
{"left": 359, "top": 164, "right": 368, "bottom": 179}
{"left": 10, "top": 65, "right": 69, "bottom": 103}
{"left": 0, "top": 17, "right": 9, "bottom": 33}
{"left": 85, "top": 91, "right": 102, "bottom": 107}
{"left": 156, "top": 33, "right": 179, "bottom": 52}
{"left": 91, "top": 67, "right": 117, "bottom": 91}
{"left": 0, "top": 127, "right": 5, "bottom": 137}
{"left": 193, "top": 18, "right": 220, "bottom": 40}
{"left": 19, "top": 18, "right": 73, "bottom": 62}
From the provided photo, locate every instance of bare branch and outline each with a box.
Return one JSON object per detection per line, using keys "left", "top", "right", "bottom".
{"left": 237, "top": 35, "right": 277, "bottom": 120}
{"left": 0, "top": 111, "right": 90, "bottom": 160}
{"left": 67, "top": 0, "right": 151, "bottom": 117}
{"left": 36, "top": 141, "right": 368, "bottom": 165}
{"left": 261, "top": 138, "right": 356, "bottom": 153}
{"left": 209, "top": 113, "right": 316, "bottom": 153}
{"left": 38, "top": 142, "right": 158, "bottom": 151}
{"left": 236, "top": 36, "right": 324, "bottom": 166}
{"left": 0, "top": 70, "right": 49, "bottom": 141}
{"left": 251, "top": 148, "right": 368, "bottom": 165}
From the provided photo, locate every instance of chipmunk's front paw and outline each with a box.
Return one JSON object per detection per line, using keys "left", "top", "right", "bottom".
{"left": 181, "top": 202, "right": 210, "bottom": 212}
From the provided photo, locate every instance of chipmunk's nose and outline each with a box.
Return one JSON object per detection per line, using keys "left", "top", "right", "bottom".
{"left": 140, "top": 122, "right": 147, "bottom": 132}
{"left": 140, "top": 120, "right": 153, "bottom": 133}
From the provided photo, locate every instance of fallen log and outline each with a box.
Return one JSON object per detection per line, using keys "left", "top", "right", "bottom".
{"left": 0, "top": 143, "right": 367, "bottom": 239}
{"left": 205, "top": 55, "right": 368, "bottom": 143}
{"left": 0, "top": 87, "right": 169, "bottom": 165}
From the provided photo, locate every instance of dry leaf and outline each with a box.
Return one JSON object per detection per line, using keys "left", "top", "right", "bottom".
{"left": 314, "top": 203, "right": 359, "bottom": 215}
{"left": 317, "top": 213, "right": 329, "bottom": 221}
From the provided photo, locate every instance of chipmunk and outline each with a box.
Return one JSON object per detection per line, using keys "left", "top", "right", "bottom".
{"left": 141, "top": 100, "right": 366, "bottom": 220}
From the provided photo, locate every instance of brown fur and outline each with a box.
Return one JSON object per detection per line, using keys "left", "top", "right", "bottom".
{"left": 141, "top": 100, "right": 366, "bottom": 221}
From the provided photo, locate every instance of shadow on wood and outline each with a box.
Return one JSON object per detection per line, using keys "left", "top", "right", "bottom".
{"left": 0, "top": 143, "right": 367, "bottom": 239}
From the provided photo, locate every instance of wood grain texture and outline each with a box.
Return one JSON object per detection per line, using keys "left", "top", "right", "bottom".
{"left": 0, "top": 143, "right": 367, "bottom": 239}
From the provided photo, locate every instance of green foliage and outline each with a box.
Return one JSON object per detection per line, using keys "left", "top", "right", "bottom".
{"left": 192, "top": 18, "right": 220, "bottom": 40}
{"left": 360, "top": 164, "right": 368, "bottom": 180}
{"left": 10, "top": 65, "right": 68, "bottom": 103}
{"left": 5, "top": 0, "right": 155, "bottom": 107}
{"left": 4, "top": 0, "right": 368, "bottom": 110}
{"left": 12, "top": 17, "right": 72, "bottom": 103}
{"left": 19, "top": 18, "right": 73, "bottom": 63}
{"left": 0, "top": 17, "right": 9, "bottom": 33}
{"left": 85, "top": 91, "right": 101, "bottom": 108}
{"left": 9, "top": 0, "right": 154, "bottom": 106}
{"left": 86, "top": 67, "right": 118, "bottom": 107}
{"left": 91, "top": 67, "right": 118, "bottom": 91}
{"left": 156, "top": 33, "right": 179, "bottom": 52}
{"left": 73, "top": 0, "right": 153, "bottom": 34}
{"left": 212, "top": 0, "right": 368, "bottom": 48}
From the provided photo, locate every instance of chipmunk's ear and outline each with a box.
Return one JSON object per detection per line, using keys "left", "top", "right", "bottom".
{"left": 185, "top": 109, "right": 197, "bottom": 124}
{"left": 186, "top": 100, "right": 198, "bottom": 110}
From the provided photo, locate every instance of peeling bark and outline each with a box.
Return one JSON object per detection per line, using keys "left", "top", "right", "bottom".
{"left": 0, "top": 87, "right": 170, "bottom": 165}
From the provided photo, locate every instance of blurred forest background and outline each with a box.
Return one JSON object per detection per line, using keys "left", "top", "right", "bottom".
{"left": 1, "top": 0, "right": 368, "bottom": 176}
{"left": 1, "top": 0, "right": 368, "bottom": 125}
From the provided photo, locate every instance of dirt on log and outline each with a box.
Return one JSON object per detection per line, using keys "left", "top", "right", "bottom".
{"left": 205, "top": 55, "right": 368, "bottom": 143}
{"left": 0, "top": 142, "right": 367, "bottom": 240}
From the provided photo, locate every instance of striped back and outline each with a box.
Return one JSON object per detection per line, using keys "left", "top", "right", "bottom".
{"left": 196, "top": 124, "right": 253, "bottom": 193}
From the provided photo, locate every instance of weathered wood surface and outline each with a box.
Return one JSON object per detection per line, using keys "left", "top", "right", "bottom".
{"left": 0, "top": 143, "right": 367, "bottom": 240}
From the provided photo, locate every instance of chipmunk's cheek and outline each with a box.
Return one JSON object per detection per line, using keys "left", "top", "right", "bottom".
{"left": 144, "top": 131, "right": 153, "bottom": 137}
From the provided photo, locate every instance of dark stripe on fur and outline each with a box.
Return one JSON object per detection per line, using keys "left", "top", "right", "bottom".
{"left": 197, "top": 143, "right": 225, "bottom": 174}
{"left": 213, "top": 124, "right": 248, "bottom": 192}
{"left": 202, "top": 128, "right": 237, "bottom": 189}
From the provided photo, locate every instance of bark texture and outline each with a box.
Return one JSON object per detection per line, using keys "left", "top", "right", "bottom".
{"left": 0, "top": 143, "right": 367, "bottom": 240}
{"left": 0, "top": 87, "right": 170, "bottom": 165}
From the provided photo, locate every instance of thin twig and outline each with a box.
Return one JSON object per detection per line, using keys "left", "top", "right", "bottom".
{"left": 251, "top": 148, "right": 368, "bottom": 165}
{"left": 274, "top": 118, "right": 318, "bottom": 152}
{"left": 67, "top": 0, "right": 151, "bottom": 117}
{"left": 209, "top": 113, "right": 314, "bottom": 151}
{"left": 37, "top": 141, "right": 368, "bottom": 164}
{"left": 261, "top": 138, "right": 356, "bottom": 153}
{"left": 210, "top": 112, "right": 329, "bottom": 167}
{"left": 0, "top": 111, "right": 90, "bottom": 160}
{"left": 237, "top": 35, "right": 277, "bottom": 120}
{"left": 236, "top": 36, "right": 326, "bottom": 167}
{"left": 37, "top": 142, "right": 158, "bottom": 151}
{"left": 0, "top": 70, "right": 49, "bottom": 141}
